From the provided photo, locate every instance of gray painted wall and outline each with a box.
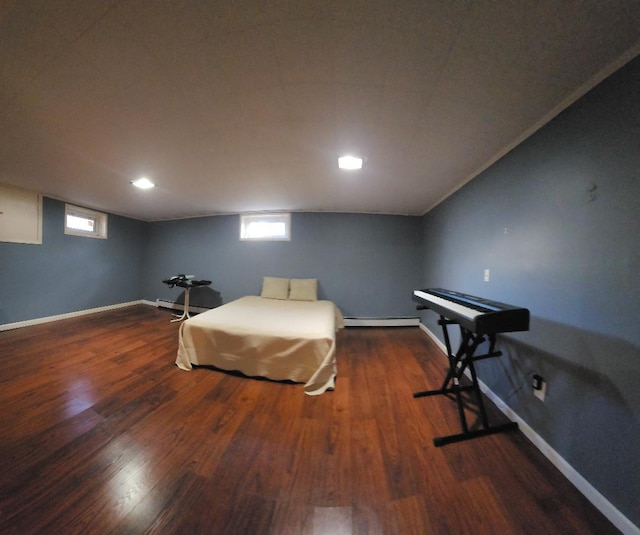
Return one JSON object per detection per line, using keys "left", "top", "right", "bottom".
{"left": 143, "top": 212, "right": 423, "bottom": 318}
{"left": 419, "top": 56, "right": 640, "bottom": 526}
{"left": 1, "top": 202, "right": 423, "bottom": 323}
{"left": 0, "top": 197, "right": 147, "bottom": 324}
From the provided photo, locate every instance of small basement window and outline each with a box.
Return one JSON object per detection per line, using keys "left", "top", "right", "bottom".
{"left": 65, "top": 204, "right": 108, "bottom": 239}
{"left": 240, "top": 213, "right": 290, "bottom": 241}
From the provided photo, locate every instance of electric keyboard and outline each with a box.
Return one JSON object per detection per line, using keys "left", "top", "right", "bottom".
{"left": 413, "top": 288, "right": 529, "bottom": 335}
{"left": 412, "top": 287, "right": 529, "bottom": 445}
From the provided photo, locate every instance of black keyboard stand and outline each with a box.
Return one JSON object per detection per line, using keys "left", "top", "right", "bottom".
{"left": 414, "top": 315, "right": 518, "bottom": 447}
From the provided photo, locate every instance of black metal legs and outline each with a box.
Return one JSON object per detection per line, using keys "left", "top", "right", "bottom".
{"left": 414, "top": 318, "right": 518, "bottom": 446}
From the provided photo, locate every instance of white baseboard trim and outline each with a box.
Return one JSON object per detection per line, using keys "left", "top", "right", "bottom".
{"left": 344, "top": 317, "right": 419, "bottom": 327}
{"left": 480, "top": 381, "right": 639, "bottom": 535}
{"left": 418, "top": 322, "right": 447, "bottom": 352}
{"left": 418, "top": 322, "right": 639, "bottom": 535}
{"left": 0, "top": 300, "right": 144, "bottom": 332}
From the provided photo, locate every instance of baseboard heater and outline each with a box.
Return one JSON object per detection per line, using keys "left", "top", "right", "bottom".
{"left": 343, "top": 317, "right": 420, "bottom": 327}
{"left": 155, "top": 301, "right": 418, "bottom": 327}
{"left": 155, "top": 299, "right": 211, "bottom": 315}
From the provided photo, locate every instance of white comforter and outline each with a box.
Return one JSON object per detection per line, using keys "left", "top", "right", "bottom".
{"left": 176, "top": 296, "right": 344, "bottom": 395}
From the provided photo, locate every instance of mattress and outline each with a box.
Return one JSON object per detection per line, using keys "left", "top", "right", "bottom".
{"left": 176, "top": 295, "right": 344, "bottom": 395}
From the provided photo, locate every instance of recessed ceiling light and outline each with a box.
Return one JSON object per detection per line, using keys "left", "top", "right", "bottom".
{"left": 338, "top": 155, "right": 363, "bottom": 170}
{"left": 131, "top": 177, "right": 155, "bottom": 189}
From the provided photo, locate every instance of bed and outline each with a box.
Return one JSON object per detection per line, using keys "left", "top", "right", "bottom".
{"left": 175, "top": 292, "right": 344, "bottom": 395}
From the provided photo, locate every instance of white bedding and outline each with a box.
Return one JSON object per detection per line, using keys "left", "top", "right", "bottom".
{"left": 175, "top": 296, "right": 344, "bottom": 395}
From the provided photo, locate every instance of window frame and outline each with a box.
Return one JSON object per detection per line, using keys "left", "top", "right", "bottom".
{"left": 240, "top": 212, "right": 291, "bottom": 241}
{"left": 64, "top": 204, "right": 108, "bottom": 239}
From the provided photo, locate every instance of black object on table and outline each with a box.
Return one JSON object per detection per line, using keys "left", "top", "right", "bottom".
{"left": 162, "top": 275, "right": 212, "bottom": 322}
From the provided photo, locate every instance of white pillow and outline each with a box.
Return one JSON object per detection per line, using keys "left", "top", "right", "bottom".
{"left": 261, "top": 276, "right": 290, "bottom": 299}
{"left": 288, "top": 278, "right": 318, "bottom": 301}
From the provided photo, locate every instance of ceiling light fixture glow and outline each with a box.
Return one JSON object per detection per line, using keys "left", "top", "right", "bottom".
{"left": 338, "top": 155, "right": 363, "bottom": 170}
{"left": 131, "top": 177, "right": 155, "bottom": 189}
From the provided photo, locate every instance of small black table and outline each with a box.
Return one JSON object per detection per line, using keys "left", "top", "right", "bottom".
{"left": 162, "top": 275, "right": 212, "bottom": 322}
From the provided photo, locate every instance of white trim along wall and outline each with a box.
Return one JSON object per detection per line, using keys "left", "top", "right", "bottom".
{"left": 0, "top": 301, "right": 146, "bottom": 331}
{"left": 418, "top": 322, "right": 640, "bottom": 535}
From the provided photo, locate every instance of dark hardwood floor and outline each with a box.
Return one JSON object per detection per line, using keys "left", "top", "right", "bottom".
{"left": 0, "top": 305, "right": 619, "bottom": 534}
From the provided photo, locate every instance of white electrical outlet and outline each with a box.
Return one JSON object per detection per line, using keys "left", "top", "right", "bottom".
{"left": 534, "top": 380, "right": 547, "bottom": 401}
{"left": 484, "top": 268, "right": 490, "bottom": 282}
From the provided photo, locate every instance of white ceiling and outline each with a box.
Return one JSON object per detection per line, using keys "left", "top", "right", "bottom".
{"left": 1, "top": 1, "right": 639, "bottom": 221}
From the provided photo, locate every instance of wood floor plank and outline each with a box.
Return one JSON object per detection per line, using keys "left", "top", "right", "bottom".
{"left": 0, "top": 305, "right": 621, "bottom": 534}
{"left": 0, "top": 406, "right": 105, "bottom": 483}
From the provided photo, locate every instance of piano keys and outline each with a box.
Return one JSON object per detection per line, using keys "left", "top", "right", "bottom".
{"left": 412, "top": 288, "right": 529, "bottom": 335}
